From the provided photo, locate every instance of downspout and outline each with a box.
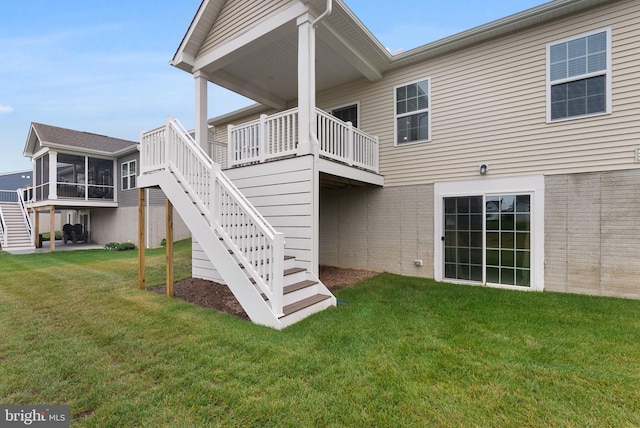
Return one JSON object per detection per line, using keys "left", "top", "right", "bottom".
{"left": 311, "top": 0, "right": 332, "bottom": 27}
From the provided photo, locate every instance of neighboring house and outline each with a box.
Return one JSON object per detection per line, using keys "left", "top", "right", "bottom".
{"left": 0, "top": 170, "right": 32, "bottom": 191}
{"left": 20, "top": 122, "right": 189, "bottom": 250}
{"left": 138, "top": 0, "right": 640, "bottom": 328}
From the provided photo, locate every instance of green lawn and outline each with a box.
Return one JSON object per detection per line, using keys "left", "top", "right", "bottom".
{"left": 1, "top": 239, "right": 639, "bottom": 427}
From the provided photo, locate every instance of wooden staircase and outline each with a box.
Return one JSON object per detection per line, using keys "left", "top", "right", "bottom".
{"left": 0, "top": 202, "right": 34, "bottom": 251}
{"left": 139, "top": 118, "right": 335, "bottom": 329}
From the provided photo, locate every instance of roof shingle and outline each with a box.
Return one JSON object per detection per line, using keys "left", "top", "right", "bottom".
{"left": 31, "top": 123, "right": 137, "bottom": 155}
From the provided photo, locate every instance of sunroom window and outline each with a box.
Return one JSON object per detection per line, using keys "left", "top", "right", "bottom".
{"left": 547, "top": 28, "right": 611, "bottom": 121}
{"left": 395, "top": 79, "right": 430, "bottom": 145}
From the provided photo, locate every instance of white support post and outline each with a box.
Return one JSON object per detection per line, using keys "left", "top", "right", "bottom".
{"left": 297, "top": 14, "right": 316, "bottom": 156}
{"left": 48, "top": 151, "right": 58, "bottom": 200}
{"left": 165, "top": 116, "right": 173, "bottom": 171}
{"left": 227, "top": 124, "right": 235, "bottom": 167}
{"left": 194, "top": 70, "right": 209, "bottom": 152}
{"left": 259, "top": 114, "right": 268, "bottom": 163}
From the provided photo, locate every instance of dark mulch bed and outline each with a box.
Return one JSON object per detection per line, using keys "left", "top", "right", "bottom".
{"left": 147, "top": 265, "right": 378, "bottom": 320}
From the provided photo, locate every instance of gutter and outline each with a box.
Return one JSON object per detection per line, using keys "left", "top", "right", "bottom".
{"left": 311, "top": 0, "right": 332, "bottom": 27}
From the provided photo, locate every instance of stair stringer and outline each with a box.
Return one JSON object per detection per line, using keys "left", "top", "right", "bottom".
{"left": 140, "top": 170, "right": 284, "bottom": 329}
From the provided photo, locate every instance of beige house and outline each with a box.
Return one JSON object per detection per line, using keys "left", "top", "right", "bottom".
{"left": 139, "top": 0, "right": 640, "bottom": 328}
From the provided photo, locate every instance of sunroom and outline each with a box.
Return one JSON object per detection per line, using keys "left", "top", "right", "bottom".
{"left": 24, "top": 122, "right": 138, "bottom": 210}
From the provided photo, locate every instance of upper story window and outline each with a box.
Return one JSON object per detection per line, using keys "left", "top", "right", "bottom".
{"left": 395, "top": 78, "right": 430, "bottom": 145}
{"left": 547, "top": 28, "right": 611, "bottom": 122}
{"left": 121, "top": 160, "right": 136, "bottom": 190}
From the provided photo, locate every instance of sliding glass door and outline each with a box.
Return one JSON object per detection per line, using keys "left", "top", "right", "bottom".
{"left": 443, "top": 194, "right": 531, "bottom": 287}
{"left": 444, "top": 196, "right": 483, "bottom": 281}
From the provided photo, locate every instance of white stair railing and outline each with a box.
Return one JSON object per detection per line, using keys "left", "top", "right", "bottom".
{"left": 17, "top": 189, "right": 34, "bottom": 246}
{"left": 143, "top": 117, "right": 285, "bottom": 316}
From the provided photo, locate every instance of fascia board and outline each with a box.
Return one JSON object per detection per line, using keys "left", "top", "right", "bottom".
{"left": 193, "top": 1, "right": 307, "bottom": 72}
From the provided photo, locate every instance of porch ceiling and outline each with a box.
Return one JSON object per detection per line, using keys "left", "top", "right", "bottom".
{"left": 196, "top": 0, "right": 389, "bottom": 109}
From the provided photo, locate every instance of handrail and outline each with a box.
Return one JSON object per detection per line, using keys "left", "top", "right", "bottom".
{"left": 0, "top": 206, "right": 7, "bottom": 248}
{"left": 142, "top": 117, "right": 285, "bottom": 316}
{"left": 17, "top": 188, "right": 34, "bottom": 246}
{"left": 227, "top": 107, "right": 379, "bottom": 173}
{"left": 316, "top": 108, "right": 379, "bottom": 172}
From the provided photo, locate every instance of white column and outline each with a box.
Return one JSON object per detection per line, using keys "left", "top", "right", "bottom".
{"left": 194, "top": 70, "right": 209, "bottom": 152}
{"left": 48, "top": 151, "right": 58, "bottom": 200}
{"left": 297, "top": 14, "right": 316, "bottom": 155}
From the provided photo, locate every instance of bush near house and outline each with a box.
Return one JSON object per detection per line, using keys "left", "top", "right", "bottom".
{"left": 104, "top": 241, "right": 136, "bottom": 251}
{"left": 39, "top": 231, "right": 63, "bottom": 241}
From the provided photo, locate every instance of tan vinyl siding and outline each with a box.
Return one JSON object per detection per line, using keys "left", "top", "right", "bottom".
{"left": 199, "top": 0, "right": 292, "bottom": 57}
{"left": 317, "top": 0, "right": 640, "bottom": 187}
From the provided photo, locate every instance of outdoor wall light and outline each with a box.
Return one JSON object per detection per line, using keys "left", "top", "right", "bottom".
{"left": 479, "top": 163, "right": 489, "bottom": 175}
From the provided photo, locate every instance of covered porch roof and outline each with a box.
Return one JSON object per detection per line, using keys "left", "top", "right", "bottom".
{"left": 171, "top": 0, "right": 612, "bottom": 110}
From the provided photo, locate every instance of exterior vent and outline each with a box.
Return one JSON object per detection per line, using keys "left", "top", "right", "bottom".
{"left": 637, "top": 148, "right": 640, "bottom": 163}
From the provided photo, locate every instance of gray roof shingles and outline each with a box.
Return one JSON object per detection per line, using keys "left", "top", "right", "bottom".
{"left": 32, "top": 122, "right": 138, "bottom": 155}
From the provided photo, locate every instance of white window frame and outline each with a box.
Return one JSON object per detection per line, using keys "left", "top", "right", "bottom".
{"left": 433, "top": 175, "right": 545, "bottom": 292}
{"left": 121, "top": 160, "right": 136, "bottom": 191}
{"left": 394, "top": 78, "right": 431, "bottom": 146}
{"left": 546, "top": 27, "right": 612, "bottom": 123}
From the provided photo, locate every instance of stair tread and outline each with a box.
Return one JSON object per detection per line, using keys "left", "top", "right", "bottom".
{"left": 284, "top": 267, "right": 306, "bottom": 276}
{"left": 281, "top": 294, "right": 332, "bottom": 317}
{"left": 284, "top": 279, "right": 317, "bottom": 294}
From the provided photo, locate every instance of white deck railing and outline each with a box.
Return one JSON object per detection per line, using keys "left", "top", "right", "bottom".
{"left": 228, "top": 107, "right": 299, "bottom": 167}
{"left": 17, "top": 189, "right": 34, "bottom": 246}
{"left": 141, "top": 117, "right": 285, "bottom": 316}
{"left": 316, "top": 109, "right": 379, "bottom": 172}
{"left": 228, "top": 107, "right": 379, "bottom": 173}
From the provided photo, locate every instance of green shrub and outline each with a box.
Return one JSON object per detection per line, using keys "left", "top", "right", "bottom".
{"left": 104, "top": 241, "right": 137, "bottom": 251}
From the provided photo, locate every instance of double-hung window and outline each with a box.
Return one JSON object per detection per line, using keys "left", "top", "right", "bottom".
{"left": 121, "top": 160, "right": 136, "bottom": 191}
{"left": 395, "top": 78, "right": 430, "bottom": 145}
{"left": 547, "top": 28, "right": 611, "bottom": 121}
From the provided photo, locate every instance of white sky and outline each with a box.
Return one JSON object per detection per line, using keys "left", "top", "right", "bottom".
{"left": 0, "top": 0, "right": 547, "bottom": 173}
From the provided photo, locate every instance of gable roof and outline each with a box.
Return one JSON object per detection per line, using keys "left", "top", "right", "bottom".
{"left": 172, "top": 0, "right": 615, "bottom": 110}
{"left": 23, "top": 123, "right": 138, "bottom": 158}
